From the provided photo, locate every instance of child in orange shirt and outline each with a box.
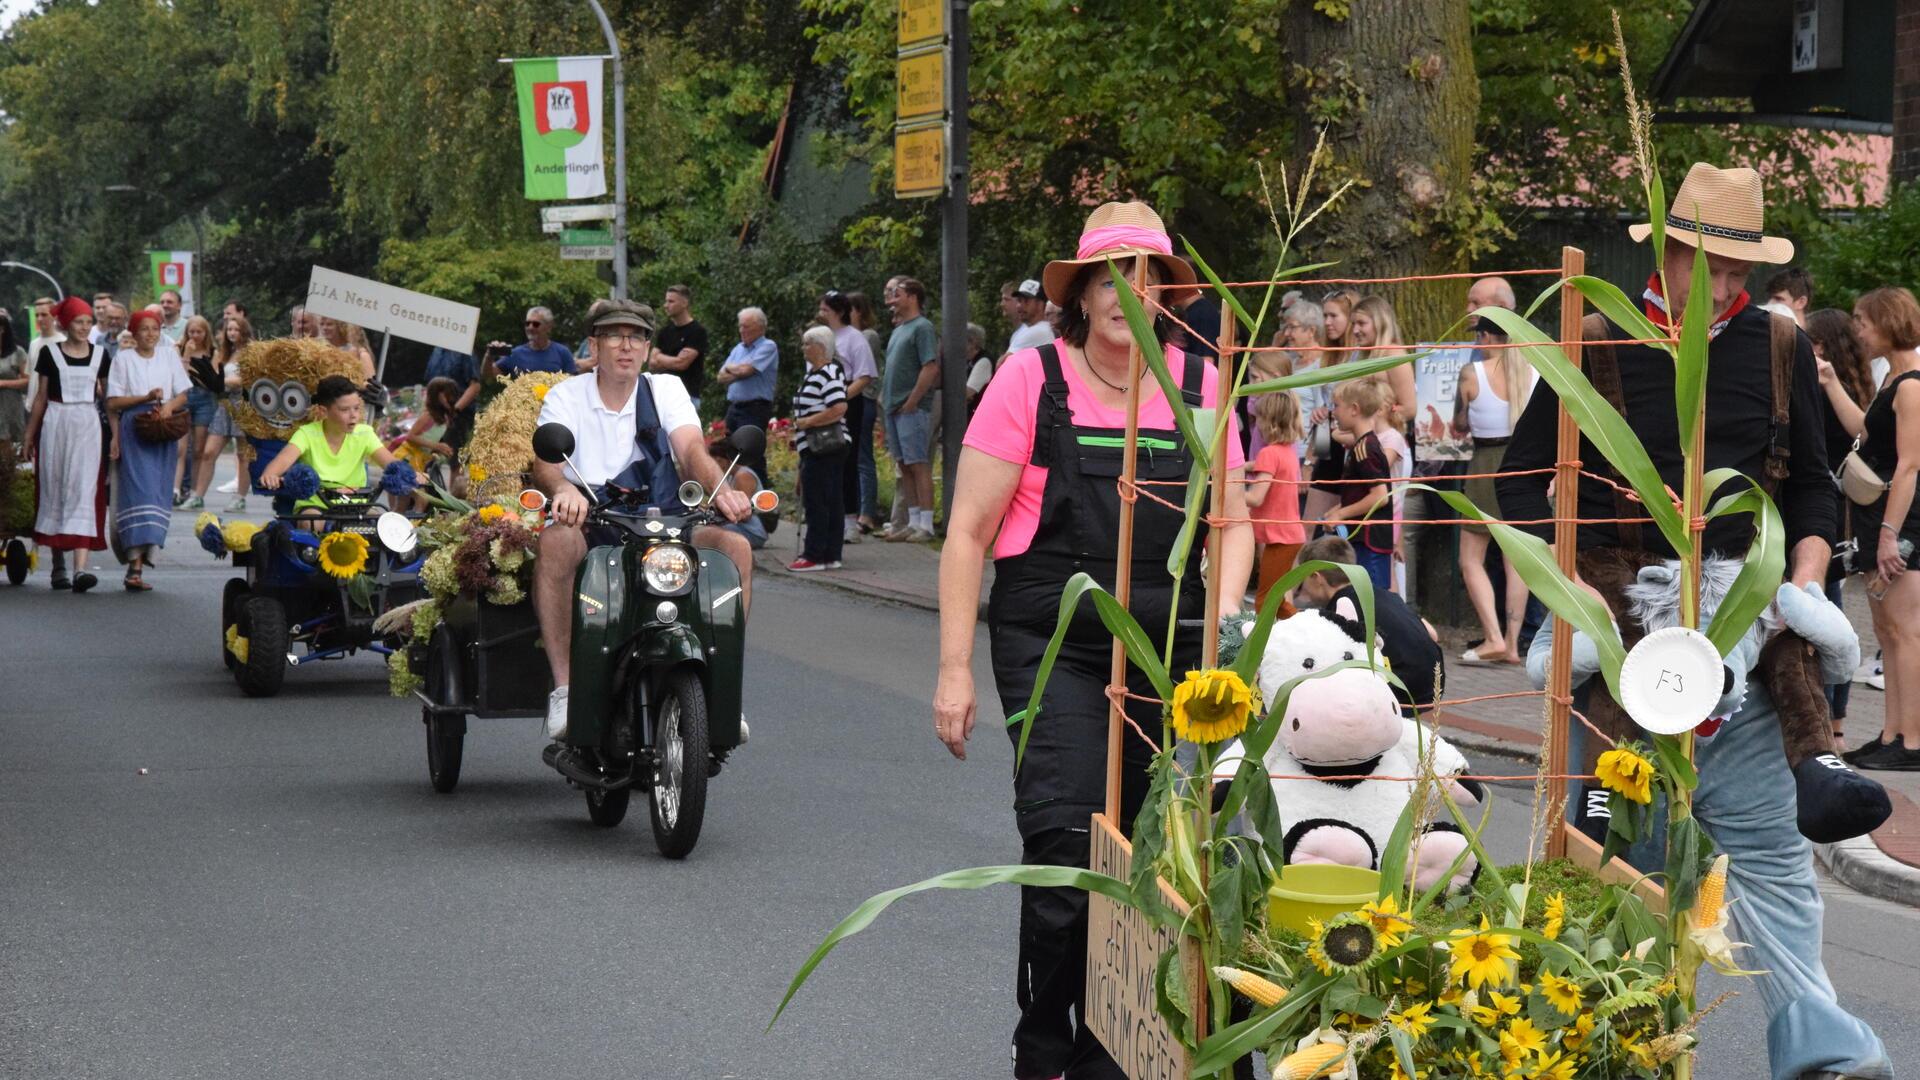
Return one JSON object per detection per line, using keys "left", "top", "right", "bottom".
{"left": 1245, "top": 390, "right": 1305, "bottom": 613}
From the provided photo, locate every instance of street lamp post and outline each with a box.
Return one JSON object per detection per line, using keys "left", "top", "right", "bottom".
{"left": 104, "top": 183, "right": 205, "bottom": 315}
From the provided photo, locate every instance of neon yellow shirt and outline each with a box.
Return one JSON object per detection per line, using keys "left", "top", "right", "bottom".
{"left": 289, "top": 421, "right": 382, "bottom": 506}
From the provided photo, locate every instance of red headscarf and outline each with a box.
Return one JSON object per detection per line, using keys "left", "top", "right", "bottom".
{"left": 53, "top": 296, "right": 93, "bottom": 331}
{"left": 126, "top": 307, "right": 162, "bottom": 333}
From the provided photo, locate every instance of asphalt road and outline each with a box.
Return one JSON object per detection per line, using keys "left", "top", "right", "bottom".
{"left": 3, "top": 555, "right": 1917, "bottom": 1078}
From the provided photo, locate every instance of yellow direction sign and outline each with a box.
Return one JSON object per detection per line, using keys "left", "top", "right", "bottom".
{"left": 898, "top": 0, "right": 945, "bottom": 48}
{"left": 896, "top": 48, "right": 945, "bottom": 123}
{"left": 894, "top": 123, "right": 945, "bottom": 199}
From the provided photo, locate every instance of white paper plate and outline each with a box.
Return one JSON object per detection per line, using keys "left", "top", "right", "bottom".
{"left": 1618, "top": 626, "right": 1724, "bottom": 736}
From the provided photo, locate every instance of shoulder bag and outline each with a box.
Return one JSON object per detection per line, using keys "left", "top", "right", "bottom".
{"left": 1838, "top": 435, "right": 1889, "bottom": 505}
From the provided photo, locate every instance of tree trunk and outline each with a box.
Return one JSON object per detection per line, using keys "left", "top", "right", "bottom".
{"left": 1285, "top": 0, "right": 1479, "bottom": 341}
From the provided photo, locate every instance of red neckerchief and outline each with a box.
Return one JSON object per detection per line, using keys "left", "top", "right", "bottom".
{"left": 1642, "top": 272, "right": 1749, "bottom": 340}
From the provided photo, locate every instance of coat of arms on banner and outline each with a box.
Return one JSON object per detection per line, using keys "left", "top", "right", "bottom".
{"left": 533, "top": 81, "right": 590, "bottom": 148}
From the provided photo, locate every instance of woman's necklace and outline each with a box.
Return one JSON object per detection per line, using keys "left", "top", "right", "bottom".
{"left": 1080, "top": 348, "right": 1131, "bottom": 392}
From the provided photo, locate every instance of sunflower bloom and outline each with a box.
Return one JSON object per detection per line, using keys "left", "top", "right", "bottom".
{"left": 1538, "top": 971, "right": 1583, "bottom": 1014}
{"left": 1448, "top": 920, "right": 1520, "bottom": 989}
{"left": 1358, "top": 895, "right": 1413, "bottom": 948}
{"left": 467, "top": 464, "right": 488, "bottom": 484}
{"left": 1540, "top": 891, "right": 1565, "bottom": 940}
{"left": 1500, "top": 1017, "right": 1546, "bottom": 1061}
{"left": 1563, "top": 1012, "right": 1596, "bottom": 1052}
{"left": 1528, "top": 1050, "right": 1578, "bottom": 1080}
{"left": 1469, "top": 990, "right": 1521, "bottom": 1027}
{"left": 1388, "top": 999, "right": 1434, "bottom": 1039}
{"left": 1169, "top": 669, "right": 1258, "bottom": 743}
{"left": 316, "top": 531, "right": 371, "bottom": 580}
{"left": 1308, "top": 914, "right": 1380, "bottom": 974}
{"left": 1596, "top": 746, "right": 1656, "bottom": 804}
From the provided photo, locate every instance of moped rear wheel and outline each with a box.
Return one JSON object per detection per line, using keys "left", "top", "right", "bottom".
{"left": 648, "top": 670, "right": 709, "bottom": 859}
{"left": 423, "top": 626, "right": 464, "bottom": 793}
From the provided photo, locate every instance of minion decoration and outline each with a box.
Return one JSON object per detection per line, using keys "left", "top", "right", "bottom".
{"left": 229, "top": 338, "right": 366, "bottom": 492}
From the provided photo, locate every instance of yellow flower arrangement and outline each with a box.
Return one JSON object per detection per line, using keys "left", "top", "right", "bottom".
{"left": 1540, "top": 890, "right": 1566, "bottom": 940}
{"left": 1169, "top": 668, "right": 1258, "bottom": 744}
{"left": 1447, "top": 920, "right": 1520, "bottom": 989}
{"left": 316, "top": 530, "right": 370, "bottom": 580}
{"left": 1596, "top": 745, "right": 1656, "bottom": 804}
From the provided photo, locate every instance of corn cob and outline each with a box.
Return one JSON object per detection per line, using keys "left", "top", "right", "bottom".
{"left": 1212, "top": 966, "right": 1288, "bottom": 1008}
{"left": 1272, "top": 1042, "right": 1348, "bottom": 1080}
{"left": 1693, "top": 854, "right": 1729, "bottom": 929}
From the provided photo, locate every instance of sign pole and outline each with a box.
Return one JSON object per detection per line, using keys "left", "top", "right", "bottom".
{"left": 584, "top": 0, "right": 627, "bottom": 299}
{"left": 938, "top": 0, "right": 969, "bottom": 530}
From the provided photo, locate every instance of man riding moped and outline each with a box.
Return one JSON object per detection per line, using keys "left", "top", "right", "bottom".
{"left": 532, "top": 300, "right": 755, "bottom": 741}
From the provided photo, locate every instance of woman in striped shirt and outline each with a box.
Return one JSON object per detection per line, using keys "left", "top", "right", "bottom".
{"left": 789, "top": 325, "right": 850, "bottom": 572}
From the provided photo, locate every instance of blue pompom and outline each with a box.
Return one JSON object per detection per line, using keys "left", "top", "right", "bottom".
{"left": 379, "top": 459, "right": 418, "bottom": 497}
{"left": 198, "top": 522, "right": 227, "bottom": 558}
{"left": 280, "top": 462, "right": 321, "bottom": 500}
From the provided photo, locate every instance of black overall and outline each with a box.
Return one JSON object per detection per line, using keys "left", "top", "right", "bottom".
{"left": 987, "top": 342, "right": 1208, "bottom": 1079}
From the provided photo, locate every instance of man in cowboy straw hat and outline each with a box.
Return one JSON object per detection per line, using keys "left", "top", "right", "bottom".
{"left": 1500, "top": 162, "right": 1891, "bottom": 1079}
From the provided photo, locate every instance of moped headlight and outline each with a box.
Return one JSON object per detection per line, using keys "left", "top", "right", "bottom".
{"left": 642, "top": 543, "right": 695, "bottom": 595}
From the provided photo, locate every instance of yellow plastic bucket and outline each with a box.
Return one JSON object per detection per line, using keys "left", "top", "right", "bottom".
{"left": 1267, "top": 864, "right": 1381, "bottom": 935}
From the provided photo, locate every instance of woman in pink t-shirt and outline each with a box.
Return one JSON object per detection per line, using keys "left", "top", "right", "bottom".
{"left": 930, "top": 201, "right": 1252, "bottom": 1080}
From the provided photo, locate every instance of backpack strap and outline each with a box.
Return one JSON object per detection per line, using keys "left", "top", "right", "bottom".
{"left": 632, "top": 372, "right": 662, "bottom": 444}
{"left": 1029, "top": 342, "right": 1073, "bottom": 467}
{"left": 1179, "top": 348, "right": 1205, "bottom": 408}
{"left": 1763, "top": 313, "right": 1797, "bottom": 499}
{"left": 1582, "top": 313, "right": 1643, "bottom": 551}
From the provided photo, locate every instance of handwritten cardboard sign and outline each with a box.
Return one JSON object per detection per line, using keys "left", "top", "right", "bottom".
{"left": 1087, "top": 814, "right": 1196, "bottom": 1080}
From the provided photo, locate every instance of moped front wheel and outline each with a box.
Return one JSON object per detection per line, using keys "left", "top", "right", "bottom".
{"left": 648, "top": 670, "right": 709, "bottom": 859}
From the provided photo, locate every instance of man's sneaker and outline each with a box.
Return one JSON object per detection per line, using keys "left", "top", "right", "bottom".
{"left": 545, "top": 686, "right": 569, "bottom": 741}
{"left": 825, "top": 560, "right": 844, "bottom": 570}
{"left": 1866, "top": 670, "right": 1886, "bottom": 691}
{"left": 1843, "top": 733, "right": 1887, "bottom": 765}
{"left": 180, "top": 495, "right": 205, "bottom": 510}
{"left": 843, "top": 526, "right": 862, "bottom": 544}
{"left": 224, "top": 496, "right": 248, "bottom": 513}
{"left": 886, "top": 527, "right": 935, "bottom": 543}
{"left": 1855, "top": 736, "right": 1920, "bottom": 772}
{"left": 788, "top": 558, "right": 827, "bottom": 572}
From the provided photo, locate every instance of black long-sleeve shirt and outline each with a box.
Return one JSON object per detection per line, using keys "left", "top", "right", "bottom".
{"left": 1496, "top": 306, "right": 1834, "bottom": 557}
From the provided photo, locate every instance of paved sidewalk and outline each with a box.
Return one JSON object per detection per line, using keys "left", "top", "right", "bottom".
{"left": 756, "top": 540, "right": 1920, "bottom": 908}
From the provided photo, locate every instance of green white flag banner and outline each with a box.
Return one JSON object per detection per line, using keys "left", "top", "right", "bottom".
{"left": 513, "top": 57, "right": 607, "bottom": 201}
{"left": 148, "top": 250, "right": 195, "bottom": 318}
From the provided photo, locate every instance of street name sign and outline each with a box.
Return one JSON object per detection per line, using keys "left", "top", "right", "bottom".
{"left": 541, "top": 204, "right": 617, "bottom": 223}
{"left": 893, "top": 123, "right": 945, "bottom": 199}
{"left": 897, "top": 0, "right": 945, "bottom": 47}
{"left": 896, "top": 47, "right": 945, "bottom": 122}
{"left": 560, "top": 245, "right": 616, "bottom": 261}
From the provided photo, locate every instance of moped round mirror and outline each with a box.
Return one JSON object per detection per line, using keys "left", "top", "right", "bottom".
{"left": 375, "top": 511, "right": 418, "bottom": 556}
{"left": 677, "top": 480, "right": 705, "bottom": 508}
{"left": 751, "top": 489, "right": 781, "bottom": 514}
{"left": 532, "top": 423, "right": 576, "bottom": 466}
{"left": 727, "top": 424, "right": 767, "bottom": 460}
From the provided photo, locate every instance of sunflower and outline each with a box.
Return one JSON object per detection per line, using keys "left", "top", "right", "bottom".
{"left": 224, "top": 625, "right": 249, "bottom": 664}
{"left": 1448, "top": 920, "right": 1520, "bottom": 989}
{"left": 1541, "top": 891, "right": 1566, "bottom": 940}
{"left": 1307, "top": 914, "right": 1380, "bottom": 974}
{"left": 1169, "top": 668, "right": 1258, "bottom": 744}
{"left": 1388, "top": 1000, "right": 1435, "bottom": 1039}
{"left": 1526, "top": 1050, "right": 1578, "bottom": 1080}
{"left": 1500, "top": 1017, "right": 1546, "bottom": 1062}
{"left": 316, "top": 530, "right": 371, "bottom": 580}
{"left": 1358, "top": 895, "right": 1413, "bottom": 948}
{"left": 1538, "top": 971, "right": 1583, "bottom": 1014}
{"left": 1617, "top": 1028, "right": 1659, "bottom": 1070}
{"left": 1562, "top": 1012, "right": 1596, "bottom": 1052}
{"left": 468, "top": 464, "right": 489, "bottom": 484}
{"left": 1469, "top": 990, "right": 1521, "bottom": 1027}
{"left": 1596, "top": 745, "right": 1656, "bottom": 804}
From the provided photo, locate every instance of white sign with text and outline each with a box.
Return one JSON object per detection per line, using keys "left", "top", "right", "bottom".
{"left": 304, "top": 266, "right": 480, "bottom": 355}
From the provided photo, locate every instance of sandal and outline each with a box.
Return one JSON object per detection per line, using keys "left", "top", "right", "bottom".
{"left": 1460, "top": 644, "right": 1507, "bottom": 665}
{"left": 123, "top": 570, "right": 151, "bottom": 592}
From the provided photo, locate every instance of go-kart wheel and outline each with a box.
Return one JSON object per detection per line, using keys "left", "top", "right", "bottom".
{"left": 585, "top": 786, "right": 629, "bottom": 827}
{"left": 423, "top": 626, "right": 464, "bottom": 793}
{"left": 220, "top": 579, "right": 249, "bottom": 670}
{"left": 4, "top": 538, "right": 28, "bottom": 586}
{"left": 647, "top": 670, "right": 709, "bottom": 859}
{"left": 234, "top": 595, "right": 288, "bottom": 698}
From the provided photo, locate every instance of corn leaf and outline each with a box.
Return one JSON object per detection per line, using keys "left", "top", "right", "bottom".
{"left": 1563, "top": 274, "right": 1667, "bottom": 348}
{"left": 1436, "top": 784, "right": 1515, "bottom": 920}
{"left": 771, "top": 864, "right": 1132, "bottom": 1027}
{"left": 1648, "top": 168, "right": 1668, "bottom": 270}
{"left": 1472, "top": 307, "right": 1691, "bottom": 555}
{"left": 1375, "top": 797, "right": 1423, "bottom": 902}
{"left": 1192, "top": 970, "right": 1338, "bottom": 1072}
{"left": 1417, "top": 486, "right": 1627, "bottom": 699}
{"left": 1238, "top": 350, "right": 1421, "bottom": 397}
{"left": 1674, "top": 240, "right": 1712, "bottom": 456}
{"left": 1009, "top": 573, "right": 1174, "bottom": 768}
{"left": 1166, "top": 455, "right": 1210, "bottom": 579}
{"left": 1182, "top": 239, "right": 1256, "bottom": 336}
{"left": 1700, "top": 470, "right": 1786, "bottom": 656}
{"left": 1652, "top": 733, "right": 1700, "bottom": 791}
{"left": 1108, "top": 258, "right": 1206, "bottom": 468}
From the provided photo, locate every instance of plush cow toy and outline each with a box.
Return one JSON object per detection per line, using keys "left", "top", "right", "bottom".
{"left": 1214, "top": 603, "right": 1481, "bottom": 892}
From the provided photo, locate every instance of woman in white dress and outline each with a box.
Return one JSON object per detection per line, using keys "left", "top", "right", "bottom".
{"left": 104, "top": 308, "right": 191, "bottom": 590}
{"left": 22, "top": 297, "right": 108, "bottom": 593}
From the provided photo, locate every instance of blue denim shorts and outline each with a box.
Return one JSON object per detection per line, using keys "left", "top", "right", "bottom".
{"left": 186, "top": 386, "right": 219, "bottom": 427}
{"left": 208, "top": 400, "right": 238, "bottom": 437}
{"left": 884, "top": 407, "right": 931, "bottom": 466}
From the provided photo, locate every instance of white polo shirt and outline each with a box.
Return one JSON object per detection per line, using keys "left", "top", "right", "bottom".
{"left": 536, "top": 372, "right": 701, "bottom": 486}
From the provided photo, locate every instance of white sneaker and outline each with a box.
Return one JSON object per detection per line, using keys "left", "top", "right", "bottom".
{"left": 1855, "top": 657, "right": 1882, "bottom": 684}
{"left": 1866, "top": 671, "right": 1886, "bottom": 691}
{"left": 545, "top": 686, "right": 570, "bottom": 740}
{"left": 217, "top": 477, "right": 238, "bottom": 494}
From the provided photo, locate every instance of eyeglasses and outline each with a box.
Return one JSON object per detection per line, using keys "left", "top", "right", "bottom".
{"left": 525, "top": 320, "right": 545, "bottom": 328}
{"left": 596, "top": 332, "right": 650, "bottom": 347}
